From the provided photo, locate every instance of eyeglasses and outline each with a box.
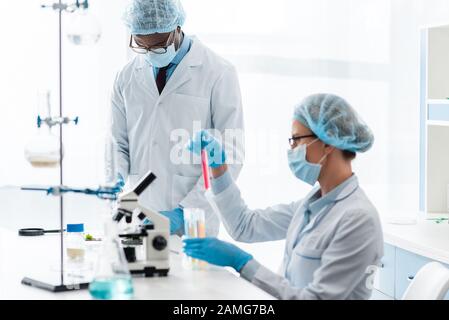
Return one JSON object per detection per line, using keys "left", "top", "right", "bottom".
{"left": 129, "top": 31, "right": 175, "bottom": 54}
{"left": 288, "top": 134, "right": 316, "bottom": 147}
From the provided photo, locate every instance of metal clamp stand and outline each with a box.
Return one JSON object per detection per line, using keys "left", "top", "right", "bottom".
{"left": 21, "top": 0, "right": 90, "bottom": 292}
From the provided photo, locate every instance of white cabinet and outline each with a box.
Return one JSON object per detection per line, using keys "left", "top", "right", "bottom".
{"left": 394, "top": 248, "right": 432, "bottom": 299}
{"left": 374, "top": 243, "right": 395, "bottom": 297}
{"left": 373, "top": 243, "right": 449, "bottom": 300}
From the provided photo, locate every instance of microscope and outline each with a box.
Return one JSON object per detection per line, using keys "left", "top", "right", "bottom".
{"left": 112, "top": 171, "right": 170, "bottom": 277}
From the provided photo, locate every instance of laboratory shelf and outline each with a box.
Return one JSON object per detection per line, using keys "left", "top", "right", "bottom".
{"left": 428, "top": 103, "right": 449, "bottom": 122}
{"left": 420, "top": 24, "right": 449, "bottom": 214}
{"left": 428, "top": 99, "right": 449, "bottom": 105}
{"left": 426, "top": 120, "right": 449, "bottom": 127}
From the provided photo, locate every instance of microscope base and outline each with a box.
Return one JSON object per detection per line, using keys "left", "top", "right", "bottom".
{"left": 130, "top": 267, "right": 169, "bottom": 277}
{"left": 128, "top": 259, "right": 170, "bottom": 277}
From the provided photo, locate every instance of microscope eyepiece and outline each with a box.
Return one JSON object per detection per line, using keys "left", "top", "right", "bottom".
{"left": 134, "top": 172, "right": 157, "bottom": 196}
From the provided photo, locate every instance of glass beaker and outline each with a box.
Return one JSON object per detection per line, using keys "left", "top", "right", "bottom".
{"left": 24, "top": 129, "right": 61, "bottom": 168}
{"left": 66, "top": 7, "right": 101, "bottom": 46}
{"left": 89, "top": 215, "right": 134, "bottom": 300}
{"left": 24, "top": 90, "right": 62, "bottom": 168}
{"left": 182, "top": 208, "right": 208, "bottom": 270}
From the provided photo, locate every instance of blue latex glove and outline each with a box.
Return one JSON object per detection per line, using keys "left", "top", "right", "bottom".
{"left": 96, "top": 174, "right": 124, "bottom": 199}
{"left": 183, "top": 237, "right": 253, "bottom": 272}
{"left": 186, "top": 130, "right": 226, "bottom": 168}
{"left": 159, "top": 207, "right": 184, "bottom": 235}
{"left": 112, "top": 174, "right": 125, "bottom": 193}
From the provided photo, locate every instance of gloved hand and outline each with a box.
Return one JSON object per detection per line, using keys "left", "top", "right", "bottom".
{"left": 160, "top": 207, "right": 184, "bottom": 235}
{"left": 183, "top": 237, "right": 253, "bottom": 272}
{"left": 111, "top": 174, "right": 125, "bottom": 194}
{"left": 186, "top": 130, "right": 226, "bottom": 168}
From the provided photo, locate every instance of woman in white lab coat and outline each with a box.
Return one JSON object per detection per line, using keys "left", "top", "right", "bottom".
{"left": 184, "top": 93, "right": 384, "bottom": 300}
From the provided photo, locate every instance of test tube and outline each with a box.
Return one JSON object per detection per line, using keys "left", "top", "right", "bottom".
{"left": 183, "top": 208, "right": 207, "bottom": 270}
{"left": 201, "top": 149, "right": 211, "bottom": 190}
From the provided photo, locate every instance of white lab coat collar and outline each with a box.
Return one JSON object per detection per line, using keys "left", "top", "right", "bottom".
{"left": 292, "top": 174, "right": 359, "bottom": 240}
{"left": 302, "top": 174, "right": 359, "bottom": 212}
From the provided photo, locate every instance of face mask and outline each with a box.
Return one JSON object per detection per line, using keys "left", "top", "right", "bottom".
{"left": 287, "top": 139, "right": 328, "bottom": 186}
{"left": 144, "top": 42, "right": 177, "bottom": 68}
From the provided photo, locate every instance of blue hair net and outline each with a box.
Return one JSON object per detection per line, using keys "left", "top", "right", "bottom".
{"left": 293, "top": 93, "right": 374, "bottom": 153}
{"left": 123, "top": 0, "right": 186, "bottom": 35}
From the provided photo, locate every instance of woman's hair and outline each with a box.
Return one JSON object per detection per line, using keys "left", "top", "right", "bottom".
{"left": 342, "top": 150, "right": 356, "bottom": 160}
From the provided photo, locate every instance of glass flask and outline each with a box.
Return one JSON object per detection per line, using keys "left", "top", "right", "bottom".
{"left": 24, "top": 129, "right": 61, "bottom": 168}
{"left": 89, "top": 215, "right": 134, "bottom": 300}
{"left": 24, "top": 91, "right": 62, "bottom": 168}
{"left": 66, "top": 7, "right": 101, "bottom": 46}
{"left": 102, "top": 133, "right": 119, "bottom": 188}
{"left": 89, "top": 130, "right": 133, "bottom": 299}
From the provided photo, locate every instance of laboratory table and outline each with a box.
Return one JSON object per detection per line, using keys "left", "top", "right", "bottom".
{"left": 0, "top": 227, "right": 275, "bottom": 300}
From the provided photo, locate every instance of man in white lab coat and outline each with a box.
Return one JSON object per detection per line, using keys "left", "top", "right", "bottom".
{"left": 110, "top": 0, "right": 244, "bottom": 236}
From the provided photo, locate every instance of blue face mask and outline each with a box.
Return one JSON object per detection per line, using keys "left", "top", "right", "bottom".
{"left": 287, "top": 139, "right": 327, "bottom": 186}
{"left": 144, "top": 42, "right": 177, "bottom": 68}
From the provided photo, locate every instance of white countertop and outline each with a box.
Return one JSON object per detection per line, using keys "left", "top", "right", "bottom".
{"left": 0, "top": 190, "right": 274, "bottom": 300}
{"left": 381, "top": 217, "right": 449, "bottom": 265}
{"left": 3, "top": 186, "right": 449, "bottom": 298}
{"left": 0, "top": 228, "right": 274, "bottom": 300}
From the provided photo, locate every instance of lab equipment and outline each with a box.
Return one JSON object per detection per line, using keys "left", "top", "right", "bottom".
{"left": 113, "top": 170, "right": 170, "bottom": 277}
{"left": 66, "top": 1, "right": 101, "bottom": 45}
{"left": 24, "top": 132, "right": 60, "bottom": 168}
{"left": 123, "top": 0, "right": 186, "bottom": 34}
{"left": 187, "top": 130, "right": 226, "bottom": 168}
{"left": 183, "top": 237, "right": 253, "bottom": 272}
{"left": 287, "top": 138, "right": 328, "bottom": 186}
{"left": 89, "top": 217, "right": 134, "bottom": 300}
{"left": 24, "top": 90, "right": 79, "bottom": 168}
{"left": 200, "top": 144, "right": 225, "bottom": 222}
{"left": 21, "top": 184, "right": 122, "bottom": 200}
{"left": 18, "top": 228, "right": 64, "bottom": 236}
{"left": 103, "top": 133, "right": 124, "bottom": 191}
{"left": 185, "top": 135, "right": 215, "bottom": 236}
{"left": 21, "top": 1, "right": 101, "bottom": 293}
{"left": 201, "top": 150, "right": 211, "bottom": 189}
{"left": 66, "top": 224, "right": 85, "bottom": 263}
{"left": 42, "top": 1, "right": 101, "bottom": 46}
{"left": 24, "top": 91, "right": 77, "bottom": 168}
{"left": 293, "top": 93, "right": 374, "bottom": 153}
{"left": 37, "top": 116, "right": 79, "bottom": 129}
{"left": 182, "top": 208, "right": 207, "bottom": 270}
